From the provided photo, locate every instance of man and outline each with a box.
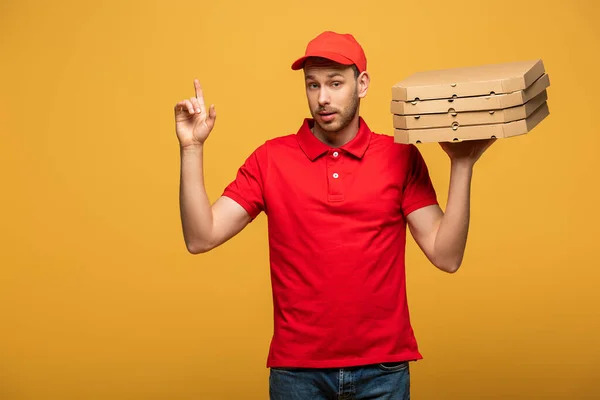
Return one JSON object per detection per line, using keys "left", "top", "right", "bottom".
{"left": 174, "top": 31, "right": 494, "bottom": 399}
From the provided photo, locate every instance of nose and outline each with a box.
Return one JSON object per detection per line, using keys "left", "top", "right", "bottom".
{"left": 318, "top": 87, "right": 330, "bottom": 107}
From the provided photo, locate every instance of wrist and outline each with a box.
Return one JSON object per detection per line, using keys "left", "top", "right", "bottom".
{"left": 450, "top": 159, "right": 475, "bottom": 179}
{"left": 450, "top": 158, "right": 475, "bottom": 170}
{"left": 180, "top": 143, "right": 204, "bottom": 152}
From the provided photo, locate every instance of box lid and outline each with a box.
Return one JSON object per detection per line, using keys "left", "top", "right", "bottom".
{"left": 390, "top": 73, "right": 550, "bottom": 115}
{"left": 392, "top": 60, "right": 545, "bottom": 101}
{"left": 393, "top": 90, "right": 548, "bottom": 129}
{"left": 394, "top": 102, "right": 549, "bottom": 144}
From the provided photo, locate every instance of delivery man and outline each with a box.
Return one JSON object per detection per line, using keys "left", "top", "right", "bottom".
{"left": 174, "top": 31, "right": 494, "bottom": 399}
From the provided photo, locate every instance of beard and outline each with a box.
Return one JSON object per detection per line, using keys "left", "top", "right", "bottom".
{"left": 310, "top": 88, "right": 360, "bottom": 133}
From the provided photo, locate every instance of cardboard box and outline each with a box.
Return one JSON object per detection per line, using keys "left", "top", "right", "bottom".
{"left": 393, "top": 90, "right": 548, "bottom": 129}
{"left": 394, "top": 102, "right": 549, "bottom": 144}
{"left": 391, "top": 59, "right": 545, "bottom": 101}
{"left": 390, "top": 73, "right": 550, "bottom": 115}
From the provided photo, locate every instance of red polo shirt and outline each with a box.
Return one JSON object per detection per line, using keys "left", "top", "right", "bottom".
{"left": 222, "top": 117, "right": 438, "bottom": 368}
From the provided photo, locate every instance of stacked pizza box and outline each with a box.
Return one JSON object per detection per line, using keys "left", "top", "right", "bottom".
{"left": 391, "top": 60, "right": 550, "bottom": 144}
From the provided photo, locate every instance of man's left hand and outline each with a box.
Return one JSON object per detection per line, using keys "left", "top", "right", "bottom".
{"left": 439, "top": 138, "right": 496, "bottom": 166}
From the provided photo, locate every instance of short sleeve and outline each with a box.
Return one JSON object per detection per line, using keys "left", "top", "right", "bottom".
{"left": 401, "top": 144, "right": 438, "bottom": 217}
{"left": 222, "top": 144, "right": 267, "bottom": 221}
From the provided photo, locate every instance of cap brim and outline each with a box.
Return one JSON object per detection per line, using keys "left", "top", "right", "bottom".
{"left": 291, "top": 52, "right": 355, "bottom": 70}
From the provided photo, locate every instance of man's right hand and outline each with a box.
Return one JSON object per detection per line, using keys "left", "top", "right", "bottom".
{"left": 174, "top": 79, "right": 217, "bottom": 148}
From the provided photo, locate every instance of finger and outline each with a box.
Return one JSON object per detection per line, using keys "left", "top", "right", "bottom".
{"left": 193, "top": 79, "right": 206, "bottom": 112}
{"left": 190, "top": 97, "right": 202, "bottom": 114}
{"left": 184, "top": 99, "right": 195, "bottom": 115}
{"left": 208, "top": 104, "right": 216, "bottom": 122}
{"left": 174, "top": 101, "right": 188, "bottom": 114}
{"left": 175, "top": 100, "right": 195, "bottom": 115}
{"left": 483, "top": 138, "right": 496, "bottom": 150}
{"left": 204, "top": 105, "right": 216, "bottom": 130}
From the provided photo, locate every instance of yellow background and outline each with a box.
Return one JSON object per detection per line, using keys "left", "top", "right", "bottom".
{"left": 1, "top": 0, "right": 599, "bottom": 398}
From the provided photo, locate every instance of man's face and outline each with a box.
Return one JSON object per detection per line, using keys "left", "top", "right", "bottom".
{"left": 303, "top": 58, "right": 360, "bottom": 133}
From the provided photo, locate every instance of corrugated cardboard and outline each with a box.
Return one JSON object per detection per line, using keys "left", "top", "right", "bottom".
{"left": 393, "top": 90, "right": 547, "bottom": 129}
{"left": 392, "top": 59, "right": 545, "bottom": 101}
{"left": 394, "top": 102, "right": 549, "bottom": 144}
{"left": 390, "top": 73, "right": 550, "bottom": 115}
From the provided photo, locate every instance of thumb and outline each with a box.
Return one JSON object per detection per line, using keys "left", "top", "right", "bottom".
{"left": 203, "top": 104, "right": 216, "bottom": 131}
{"left": 207, "top": 104, "right": 217, "bottom": 127}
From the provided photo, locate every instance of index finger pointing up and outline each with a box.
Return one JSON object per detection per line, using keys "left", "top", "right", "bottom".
{"left": 193, "top": 79, "right": 206, "bottom": 110}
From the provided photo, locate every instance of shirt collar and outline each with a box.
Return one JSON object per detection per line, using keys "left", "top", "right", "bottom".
{"left": 296, "top": 116, "right": 372, "bottom": 161}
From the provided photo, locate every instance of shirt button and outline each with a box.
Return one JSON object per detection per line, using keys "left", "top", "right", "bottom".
{"left": 332, "top": 173, "right": 339, "bottom": 179}
{"left": 333, "top": 151, "right": 339, "bottom": 158}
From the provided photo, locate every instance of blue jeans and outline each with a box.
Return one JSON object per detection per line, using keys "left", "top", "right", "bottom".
{"left": 269, "top": 361, "right": 410, "bottom": 400}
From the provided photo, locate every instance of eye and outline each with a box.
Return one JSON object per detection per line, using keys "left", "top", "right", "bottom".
{"left": 307, "top": 82, "right": 319, "bottom": 89}
{"left": 332, "top": 81, "right": 342, "bottom": 88}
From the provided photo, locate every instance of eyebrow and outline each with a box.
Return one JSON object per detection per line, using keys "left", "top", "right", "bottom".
{"left": 305, "top": 72, "right": 345, "bottom": 80}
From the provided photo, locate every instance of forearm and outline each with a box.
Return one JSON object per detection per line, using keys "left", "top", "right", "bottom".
{"left": 433, "top": 160, "right": 473, "bottom": 272}
{"left": 179, "top": 145, "right": 214, "bottom": 253}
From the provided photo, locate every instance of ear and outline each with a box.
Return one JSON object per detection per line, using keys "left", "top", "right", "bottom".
{"left": 357, "top": 71, "right": 370, "bottom": 99}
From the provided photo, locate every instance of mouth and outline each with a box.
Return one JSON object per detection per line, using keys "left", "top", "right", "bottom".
{"left": 318, "top": 111, "right": 337, "bottom": 122}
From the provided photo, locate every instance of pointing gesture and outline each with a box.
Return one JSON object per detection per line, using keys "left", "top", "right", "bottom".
{"left": 174, "top": 79, "right": 217, "bottom": 148}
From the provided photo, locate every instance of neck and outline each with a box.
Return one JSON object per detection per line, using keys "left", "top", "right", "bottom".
{"left": 311, "top": 113, "right": 360, "bottom": 148}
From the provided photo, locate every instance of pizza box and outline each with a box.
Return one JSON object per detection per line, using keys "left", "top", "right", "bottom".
{"left": 390, "top": 73, "right": 550, "bottom": 115}
{"left": 393, "top": 90, "right": 548, "bottom": 129}
{"left": 392, "top": 59, "right": 545, "bottom": 101}
{"left": 394, "top": 102, "right": 549, "bottom": 144}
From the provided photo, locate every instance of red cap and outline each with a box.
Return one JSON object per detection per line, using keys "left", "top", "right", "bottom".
{"left": 291, "top": 31, "right": 367, "bottom": 73}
